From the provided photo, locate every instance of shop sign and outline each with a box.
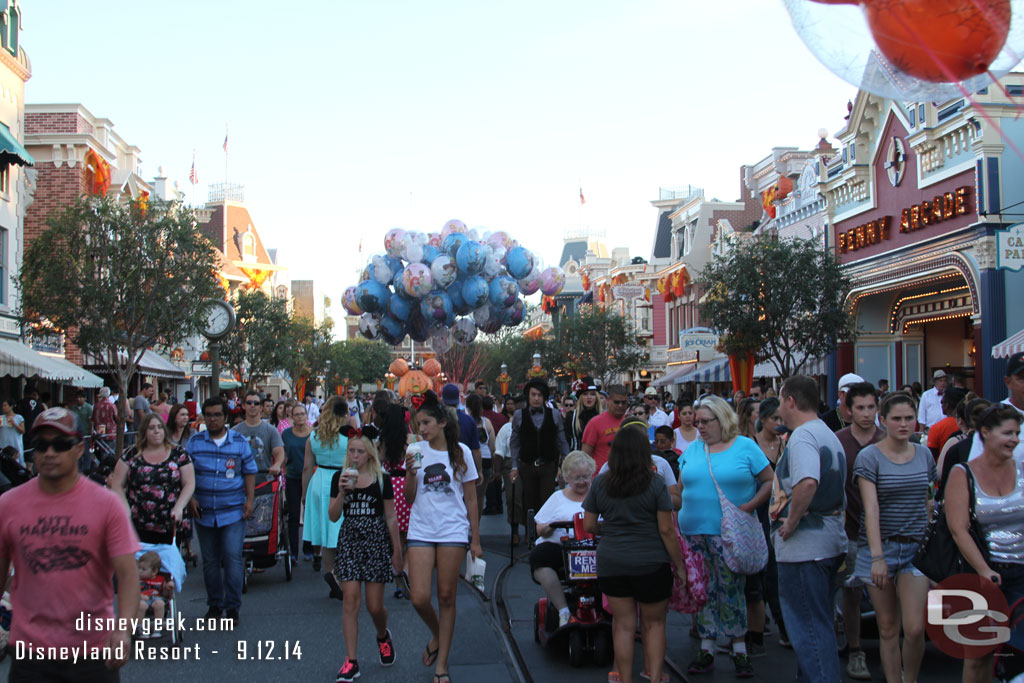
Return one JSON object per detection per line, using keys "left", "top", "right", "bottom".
{"left": 611, "top": 284, "right": 646, "bottom": 300}
{"left": 678, "top": 328, "right": 724, "bottom": 358}
{"left": 667, "top": 348, "right": 698, "bottom": 365}
{"left": 997, "top": 223, "right": 1024, "bottom": 271}
{"left": 191, "top": 361, "right": 212, "bottom": 376}
{"left": 27, "top": 331, "right": 64, "bottom": 355}
{"left": 0, "top": 316, "right": 20, "bottom": 339}
{"left": 837, "top": 186, "right": 971, "bottom": 253}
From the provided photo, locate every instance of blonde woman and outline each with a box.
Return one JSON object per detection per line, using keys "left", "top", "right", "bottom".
{"left": 302, "top": 396, "right": 350, "bottom": 596}
{"left": 329, "top": 425, "right": 403, "bottom": 682}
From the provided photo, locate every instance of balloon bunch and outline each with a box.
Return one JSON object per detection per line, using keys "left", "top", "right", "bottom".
{"left": 343, "top": 220, "right": 566, "bottom": 352}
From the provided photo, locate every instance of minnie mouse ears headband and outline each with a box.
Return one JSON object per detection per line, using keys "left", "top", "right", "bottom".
{"left": 340, "top": 424, "right": 380, "bottom": 441}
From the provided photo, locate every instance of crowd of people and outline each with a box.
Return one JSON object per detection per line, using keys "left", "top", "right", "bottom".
{"left": 0, "top": 350, "right": 1021, "bottom": 683}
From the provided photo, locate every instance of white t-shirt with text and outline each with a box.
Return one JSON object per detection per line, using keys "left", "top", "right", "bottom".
{"left": 407, "top": 442, "right": 479, "bottom": 544}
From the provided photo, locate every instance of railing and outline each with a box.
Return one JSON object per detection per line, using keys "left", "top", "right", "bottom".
{"left": 659, "top": 185, "right": 704, "bottom": 201}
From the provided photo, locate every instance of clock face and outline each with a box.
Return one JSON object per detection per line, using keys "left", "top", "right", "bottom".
{"left": 203, "top": 300, "right": 234, "bottom": 339}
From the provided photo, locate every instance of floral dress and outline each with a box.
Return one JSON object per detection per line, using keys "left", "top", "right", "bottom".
{"left": 121, "top": 447, "right": 192, "bottom": 544}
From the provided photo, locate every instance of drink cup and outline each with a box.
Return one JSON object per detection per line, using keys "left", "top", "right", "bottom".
{"left": 344, "top": 467, "right": 359, "bottom": 486}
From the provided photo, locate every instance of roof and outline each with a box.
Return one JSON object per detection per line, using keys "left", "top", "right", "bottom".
{"left": 652, "top": 211, "right": 672, "bottom": 259}
{"left": 200, "top": 202, "right": 280, "bottom": 279}
{"left": 560, "top": 239, "right": 589, "bottom": 267}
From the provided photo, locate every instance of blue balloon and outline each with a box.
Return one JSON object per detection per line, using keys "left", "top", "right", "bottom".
{"left": 505, "top": 246, "right": 534, "bottom": 280}
{"left": 445, "top": 309, "right": 456, "bottom": 327}
{"left": 388, "top": 293, "right": 415, "bottom": 321}
{"left": 455, "top": 241, "right": 487, "bottom": 275}
{"left": 391, "top": 266, "right": 405, "bottom": 293}
{"left": 420, "top": 290, "right": 454, "bottom": 325}
{"left": 504, "top": 298, "right": 526, "bottom": 326}
{"left": 443, "top": 233, "right": 469, "bottom": 259}
{"left": 488, "top": 276, "right": 519, "bottom": 308}
{"left": 421, "top": 245, "right": 441, "bottom": 264}
{"left": 461, "top": 275, "right": 489, "bottom": 309}
{"left": 384, "top": 255, "right": 403, "bottom": 276}
{"left": 355, "top": 280, "right": 390, "bottom": 314}
{"left": 379, "top": 315, "right": 406, "bottom": 346}
{"left": 446, "top": 280, "right": 468, "bottom": 315}
{"left": 479, "top": 304, "right": 504, "bottom": 334}
{"left": 407, "top": 309, "right": 430, "bottom": 343}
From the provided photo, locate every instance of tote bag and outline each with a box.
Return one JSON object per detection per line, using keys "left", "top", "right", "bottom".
{"left": 912, "top": 463, "right": 989, "bottom": 582}
{"left": 707, "top": 449, "right": 768, "bottom": 575}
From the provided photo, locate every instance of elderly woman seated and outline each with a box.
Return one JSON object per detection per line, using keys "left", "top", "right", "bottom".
{"left": 529, "top": 450, "right": 596, "bottom": 628}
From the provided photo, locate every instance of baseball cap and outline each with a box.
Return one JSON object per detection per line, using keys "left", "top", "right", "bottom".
{"left": 441, "top": 383, "right": 461, "bottom": 406}
{"left": 837, "top": 373, "right": 866, "bottom": 392}
{"left": 933, "top": 369, "right": 947, "bottom": 379}
{"left": 644, "top": 387, "right": 659, "bottom": 397}
{"left": 1007, "top": 352, "right": 1024, "bottom": 377}
{"left": 30, "top": 407, "right": 80, "bottom": 438}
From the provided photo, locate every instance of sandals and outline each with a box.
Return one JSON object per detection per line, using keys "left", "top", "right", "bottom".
{"left": 432, "top": 674, "right": 450, "bottom": 683}
{"left": 422, "top": 642, "right": 439, "bottom": 667}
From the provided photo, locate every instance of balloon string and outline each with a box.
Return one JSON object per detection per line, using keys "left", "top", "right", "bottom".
{"left": 886, "top": 8, "right": 1024, "bottom": 163}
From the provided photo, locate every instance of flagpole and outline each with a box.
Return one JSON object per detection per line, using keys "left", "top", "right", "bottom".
{"left": 222, "top": 124, "right": 229, "bottom": 246}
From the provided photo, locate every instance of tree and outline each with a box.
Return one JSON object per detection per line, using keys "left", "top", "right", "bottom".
{"left": 284, "top": 312, "right": 334, "bottom": 398}
{"left": 328, "top": 340, "right": 393, "bottom": 390}
{"left": 19, "top": 195, "right": 221, "bottom": 455}
{"left": 697, "top": 235, "right": 857, "bottom": 379}
{"left": 220, "top": 289, "right": 292, "bottom": 389}
{"left": 547, "top": 305, "right": 644, "bottom": 386}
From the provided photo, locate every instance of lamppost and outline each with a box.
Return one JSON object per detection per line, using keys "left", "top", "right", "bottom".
{"left": 497, "top": 363, "right": 511, "bottom": 397}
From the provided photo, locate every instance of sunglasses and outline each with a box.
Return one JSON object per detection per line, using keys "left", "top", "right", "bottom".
{"left": 563, "top": 403, "right": 575, "bottom": 408}
{"left": 244, "top": 400, "right": 261, "bottom": 406}
{"left": 30, "top": 436, "right": 80, "bottom": 453}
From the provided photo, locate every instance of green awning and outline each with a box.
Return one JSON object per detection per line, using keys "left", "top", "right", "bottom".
{"left": 0, "top": 123, "right": 33, "bottom": 168}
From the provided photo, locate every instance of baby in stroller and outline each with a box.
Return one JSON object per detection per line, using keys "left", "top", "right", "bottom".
{"left": 136, "top": 551, "right": 175, "bottom": 639}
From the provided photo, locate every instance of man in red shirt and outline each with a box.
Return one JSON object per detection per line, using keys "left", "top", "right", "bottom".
{"left": 926, "top": 387, "right": 967, "bottom": 460}
{"left": 581, "top": 384, "right": 629, "bottom": 472}
{"left": 0, "top": 407, "right": 139, "bottom": 681}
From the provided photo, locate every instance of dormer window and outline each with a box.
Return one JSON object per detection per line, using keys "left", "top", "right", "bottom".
{"left": 242, "top": 231, "right": 256, "bottom": 262}
{"left": 3, "top": 4, "right": 18, "bottom": 57}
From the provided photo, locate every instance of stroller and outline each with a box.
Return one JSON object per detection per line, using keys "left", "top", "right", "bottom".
{"left": 241, "top": 472, "right": 293, "bottom": 592}
{"left": 134, "top": 535, "right": 188, "bottom": 646}
{"left": 532, "top": 512, "right": 613, "bottom": 667}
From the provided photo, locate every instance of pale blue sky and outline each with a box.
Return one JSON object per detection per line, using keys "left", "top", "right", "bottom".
{"left": 26, "top": 1, "right": 855, "bottom": 310}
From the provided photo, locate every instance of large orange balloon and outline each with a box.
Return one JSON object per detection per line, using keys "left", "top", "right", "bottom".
{"left": 389, "top": 358, "right": 409, "bottom": 377}
{"left": 812, "top": 0, "right": 1010, "bottom": 82}
{"left": 422, "top": 358, "right": 442, "bottom": 377}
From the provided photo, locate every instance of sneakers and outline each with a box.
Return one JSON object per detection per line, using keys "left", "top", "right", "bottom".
{"left": 325, "top": 573, "right": 344, "bottom": 600}
{"left": 377, "top": 629, "right": 395, "bottom": 666}
{"left": 203, "top": 607, "right": 223, "bottom": 620}
{"left": 746, "top": 640, "right": 767, "bottom": 658}
{"left": 225, "top": 609, "right": 239, "bottom": 625}
{"left": 778, "top": 630, "right": 792, "bottom": 648}
{"left": 336, "top": 658, "right": 360, "bottom": 682}
{"left": 732, "top": 653, "right": 754, "bottom": 678}
{"left": 558, "top": 610, "right": 571, "bottom": 628}
{"left": 847, "top": 650, "right": 871, "bottom": 680}
{"left": 687, "top": 650, "right": 714, "bottom": 674}
{"left": 312, "top": 555, "right": 322, "bottom": 571}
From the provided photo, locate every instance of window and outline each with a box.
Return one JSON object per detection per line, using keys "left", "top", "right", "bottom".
{"left": 909, "top": 107, "right": 916, "bottom": 128}
{"left": 242, "top": 232, "right": 256, "bottom": 262}
{"left": 6, "top": 6, "right": 16, "bottom": 56}
{"left": 918, "top": 104, "right": 925, "bottom": 124}
{"left": 0, "top": 165, "right": 8, "bottom": 198}
{"left": 1008, "top": 85, "right": 1024, "bottom": 96}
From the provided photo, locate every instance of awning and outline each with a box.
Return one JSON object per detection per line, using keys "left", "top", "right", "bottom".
{"left": 0, "top": 339, "right": 103, "bottom": 386}
{"left": 674, "top": 357, "right": 731, "bottom": 385}
{"left": 652, "top": 363, "right": 698, "bottom": 387}
{"left": 84, "top": 349, "right": 186, "bottom": 380}
{"left": 993, "top": 328, "right": 1024, "bottom": 358}
{"left": 753, "top": 354, "right": 828, "bottom": 378}
{"left": 0, "top": 123, "right": 34, "bottom": 168}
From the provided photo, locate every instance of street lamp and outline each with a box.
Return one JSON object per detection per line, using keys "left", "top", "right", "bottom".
{"left": 497, "top": 363, "right": 511, "bottom": 397}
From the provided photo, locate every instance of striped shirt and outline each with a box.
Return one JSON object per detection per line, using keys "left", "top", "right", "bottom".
{"left": 853, "top": 443, "right": 936, "bottom": 543}
{"left": 187, "top": 430, "right": 257, "bottom": 527}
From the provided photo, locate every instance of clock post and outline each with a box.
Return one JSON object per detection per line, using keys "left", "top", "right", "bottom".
{"left": 210, "top": 340, "right": 222, "bottom": 400}
{"left": 200, "top": 298, "right": 236, "bottom": 402}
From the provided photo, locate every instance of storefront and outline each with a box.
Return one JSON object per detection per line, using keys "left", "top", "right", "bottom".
{"left": 821, "top": 86, "right": 1024, "bottom": 397}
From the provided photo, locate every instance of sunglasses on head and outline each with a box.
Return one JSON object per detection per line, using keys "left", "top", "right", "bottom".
{"left": 31, "top": 435, "right": 80, "bottom": 453}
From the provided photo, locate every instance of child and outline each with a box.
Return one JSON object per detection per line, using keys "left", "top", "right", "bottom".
{"left": 330, "top": 425, "right": 403, "bottom": 683}
{"left": 136, "top": 551, "right": 173, "bottom": 639}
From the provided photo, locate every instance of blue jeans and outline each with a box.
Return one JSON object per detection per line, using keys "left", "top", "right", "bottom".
{"left": 196, "top": 519, "right": 246, "bottom": 611}
{"left": 778, "top": 555, "right": 843, "bottom": 683}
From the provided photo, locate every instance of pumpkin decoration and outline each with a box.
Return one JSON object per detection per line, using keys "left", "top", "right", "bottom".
{"left": 422, "top": 358, "right": 442, "bottom": 377}
{"left": 388, "top": 358, "right": 409, "bottom": 377}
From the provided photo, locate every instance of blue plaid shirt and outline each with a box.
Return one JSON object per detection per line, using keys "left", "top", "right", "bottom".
{"left": 187, "top": 429, "right": 257, "bottom": 527}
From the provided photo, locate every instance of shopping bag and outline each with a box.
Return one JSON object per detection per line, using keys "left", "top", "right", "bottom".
{"left": 465, "top": 552, "right": 486, "bottom": 592}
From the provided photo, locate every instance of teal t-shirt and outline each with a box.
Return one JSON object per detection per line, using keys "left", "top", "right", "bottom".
{"left": 280, "top": 427, "right": 310, "bottom": 479}
{"left": 678, "top": 436, "right": 770, "bottom": 535}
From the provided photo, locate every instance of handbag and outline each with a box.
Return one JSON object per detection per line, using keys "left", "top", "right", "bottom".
{"left": 912, "top": 463, "right": 989, "bottom": 582}
{"left": 706, "top": 447, "right": 768, "bottom": 575}
{"left": 668, "top": 520, "right": 708, "bottom": 614}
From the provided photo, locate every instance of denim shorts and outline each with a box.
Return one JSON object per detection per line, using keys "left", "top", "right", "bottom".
{"left": 838, "top": 539, "right": 864, "bottom": 589}
{"left": 854, "top": 539, "right": 924, "bottom": 586}
{"left": 407, "top": 540, "right": 469, "bottom": 549}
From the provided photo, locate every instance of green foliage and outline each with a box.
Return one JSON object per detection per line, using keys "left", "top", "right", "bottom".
{"left": 547, "top": 305, "right": 645, "bottom": 386}
{"left": 327, "top": 340, "right": 393, "bottom": 389}
{"left": 697, "top": 236, "right": 857, "bottom": 379}
{"left": 220, "top": 289, "right": 291, "bottom": 388}
{"left": 284, "top": 312, "right": 335, "bottom": 393}
{"left": 19, "top": 195, "right": 221, "bottom": 453}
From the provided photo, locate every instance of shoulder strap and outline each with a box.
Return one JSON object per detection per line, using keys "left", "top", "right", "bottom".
{"left": 704, "top": 444, "right": 725, "bottom": 496}
{"left": 956, "top": 463, "right": 979, "bottom": 517}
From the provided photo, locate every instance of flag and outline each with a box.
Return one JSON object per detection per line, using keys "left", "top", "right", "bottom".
{"left": 579, "top": 187, "right": 586, "bottom": 205}
{"left": 358, "top": 237, "right": 363, "bottom": 253}
{"left": 188, "top": 150, "right": 197, "bottom": 185}
{"left": 223, "top": 128, "right": 229, "bottom": 153}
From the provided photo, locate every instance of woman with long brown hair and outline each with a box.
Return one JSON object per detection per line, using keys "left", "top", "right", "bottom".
{"left": 404, "top": 391, "right": 481, "bottom": 683}
{"left": 302, "top": 396, "right": 350, "bottom": 597}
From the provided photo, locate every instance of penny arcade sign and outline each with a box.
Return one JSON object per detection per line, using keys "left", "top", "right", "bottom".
{"left": 837, "top": 186, "right": 971, "bottom": 254}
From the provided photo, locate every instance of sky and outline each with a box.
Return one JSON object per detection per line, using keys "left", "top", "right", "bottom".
{"left": 25, "top": 1, "right": 856, "bottom": 322}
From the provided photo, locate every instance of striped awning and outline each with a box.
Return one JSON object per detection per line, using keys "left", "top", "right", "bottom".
{"left": 84, "top": 349, "right": 186, "bottom": 380}
{"left": 0, "top": 339, "right": 103, "bottom": 387}
{"left": 652, "top": 363, "right": 697, "bottom": 387}
{"left": 993, "top": 328, "right": 1024, "bottom": 358}
{"left": 674, "top": 357, "right": 731, "bottom": 384}
{"left": 753, "top": 354, "right": 828, "bottom": 378}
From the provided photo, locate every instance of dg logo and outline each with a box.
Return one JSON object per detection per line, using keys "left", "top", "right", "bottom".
{"left": 926, "top": 574, "right": 1011, "bottom": 660}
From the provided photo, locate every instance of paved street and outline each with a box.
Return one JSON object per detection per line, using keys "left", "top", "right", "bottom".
{"left": 1, "top": 514, "right": 971, "bottom": 682}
